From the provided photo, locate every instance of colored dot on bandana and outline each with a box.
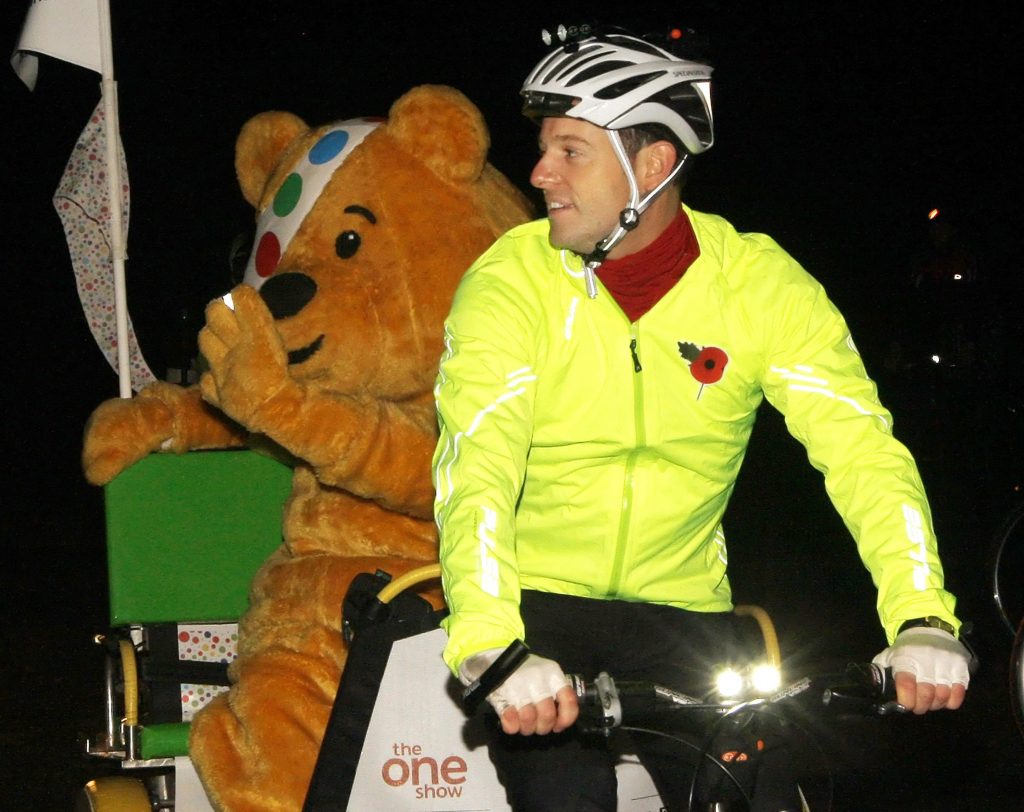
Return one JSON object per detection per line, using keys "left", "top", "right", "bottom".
{"left": 308, "top": 130, "right": 349, "bottom": 165}
{"left": 273, "top": 173, "right": 303, "bottom": 217}
{"left": 254, "top": 231, "right": 281, "bottom": 278}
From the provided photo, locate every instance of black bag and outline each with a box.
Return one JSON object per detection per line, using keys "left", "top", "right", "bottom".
{"left": 302, "top": 570, "right": 446, "bottom": 812}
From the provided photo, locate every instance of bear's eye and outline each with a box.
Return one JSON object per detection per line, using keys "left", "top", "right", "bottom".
{"left": 335, "top": 230, "right": 361, "bottom": 259}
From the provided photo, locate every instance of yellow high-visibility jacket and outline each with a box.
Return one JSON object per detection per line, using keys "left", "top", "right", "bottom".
{"left": 433, "top": 206, "right": 959, "bottom": 673}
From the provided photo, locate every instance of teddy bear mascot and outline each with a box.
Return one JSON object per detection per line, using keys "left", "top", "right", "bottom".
{"left": 81, "top": 85, "right": 532, "bottom": 810}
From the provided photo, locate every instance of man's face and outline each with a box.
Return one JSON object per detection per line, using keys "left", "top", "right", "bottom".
{"left": 530, "top": 117, "right": 634, "bottom": 258}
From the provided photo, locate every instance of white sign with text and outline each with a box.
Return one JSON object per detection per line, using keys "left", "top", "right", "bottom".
{"left": 347, "top": 628, "right": 664, "bottom": 811}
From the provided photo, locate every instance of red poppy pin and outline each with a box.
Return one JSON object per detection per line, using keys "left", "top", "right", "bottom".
{"left": 678, "top": 341, "right": 729, "bottom": 399}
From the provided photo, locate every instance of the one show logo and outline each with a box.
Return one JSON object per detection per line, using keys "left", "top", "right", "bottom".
{"left": 381, "top": 741, "right": 468, "bottom": 800}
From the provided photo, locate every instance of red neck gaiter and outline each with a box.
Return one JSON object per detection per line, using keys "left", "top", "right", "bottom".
{"left": 594, "top": 211, "right": 700, "bottom": 322}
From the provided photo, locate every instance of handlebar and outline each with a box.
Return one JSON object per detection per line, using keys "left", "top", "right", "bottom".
{"left": 458, "top": 642, "right": 908, "bottom": 811}
{"left": 460, "top": 639, "right": 903, "bottom": 725}
{"left": 568, "top": 662, "right": 903, "bottom": 735}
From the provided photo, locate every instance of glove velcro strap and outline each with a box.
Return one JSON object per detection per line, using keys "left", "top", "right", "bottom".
{"left": 461, "top": 640, "right": 529, "bottom": 714}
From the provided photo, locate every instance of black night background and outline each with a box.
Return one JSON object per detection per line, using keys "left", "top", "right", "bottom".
{"left": 1, "top": 1, "right": 1022, "bottom": 809}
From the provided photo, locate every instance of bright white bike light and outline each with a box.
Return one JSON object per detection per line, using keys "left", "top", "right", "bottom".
{"left": 715, "top": 667, "right": 745, "bottom": 698}
{"left": 751, "top": 663, "right": 781, "bottom": 694}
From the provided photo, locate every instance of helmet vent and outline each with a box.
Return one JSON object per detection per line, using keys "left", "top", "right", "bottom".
{"left": 653, "top": 83, "right": 713, "bottom": 146}
{"left": 542, "top": 43, "right": 602, "bottom": 84}
{"left": 593, "top": 71, "right": 667, "bottom": 100}
{"left": 568, "top": 60, "right": 633, "bottom": 86}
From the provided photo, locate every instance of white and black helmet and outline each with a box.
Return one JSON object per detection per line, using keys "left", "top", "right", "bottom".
{"left": 521, "top": 29, "right": 714, "bottom": 155}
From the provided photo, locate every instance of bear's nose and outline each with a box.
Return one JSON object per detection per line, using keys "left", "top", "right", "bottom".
{"left": 259, "top": 273, "right": 318, "bottom": 320}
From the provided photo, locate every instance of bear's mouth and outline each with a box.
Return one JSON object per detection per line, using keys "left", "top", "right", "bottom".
{"left": 287, "top": 334, "right": 324, "bottom": 365}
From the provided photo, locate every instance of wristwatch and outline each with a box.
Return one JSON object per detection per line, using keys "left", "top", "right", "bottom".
{"left": 898, "top": 616, "right": 956, "bottom": 637}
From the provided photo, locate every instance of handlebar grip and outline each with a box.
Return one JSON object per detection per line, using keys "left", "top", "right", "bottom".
{"left": 461, "top": 639, "right": 530, "bottom": 714}
{"left": 822, "top": 663, "right": 901, "bottom": 714}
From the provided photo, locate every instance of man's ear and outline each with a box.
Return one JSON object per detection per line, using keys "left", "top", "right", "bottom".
{"left": 637, "top": 140, "right": 679, "bottom": 192}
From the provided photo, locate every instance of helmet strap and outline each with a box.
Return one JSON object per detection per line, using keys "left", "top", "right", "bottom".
{"left": 581, "top": 131, "right": 689, "bottom": 299}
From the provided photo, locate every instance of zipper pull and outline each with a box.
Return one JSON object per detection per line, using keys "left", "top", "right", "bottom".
{"left": 629, "top": 338, "right": 642, "bottom": 372}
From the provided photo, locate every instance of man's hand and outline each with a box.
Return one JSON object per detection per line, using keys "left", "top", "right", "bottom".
{"left": 459, "top": 649, "right": 579, "bottom": 735}
{"left": 872, "top": 627, "right": 971, "bottom": 714}
{"left": 497, "top": 682, "right": 579, "bottom": 736}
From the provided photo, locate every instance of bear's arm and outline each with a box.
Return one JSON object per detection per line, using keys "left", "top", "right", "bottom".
{"left": 83, "top": 382, "right": 249, "bottom": 485}
{"left": 243, "top": 385, "right": 436, "bottom": 519}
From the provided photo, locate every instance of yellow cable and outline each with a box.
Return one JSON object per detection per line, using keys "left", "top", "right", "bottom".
{"left": 373, "top": 571, "right": 781, "bottom": 670}
{"left": 119, "top": 638, "right": 139, "bottom": 727}
{"left": 376, "top": 564, "right": 442, "bottom": 605}
{"left": 733, "top": 604, "right": 781, "bottom": 667}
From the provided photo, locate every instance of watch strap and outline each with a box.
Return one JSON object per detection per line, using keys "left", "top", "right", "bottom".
{"left": 898, "top": 616, "right": 956, "bottom": 637}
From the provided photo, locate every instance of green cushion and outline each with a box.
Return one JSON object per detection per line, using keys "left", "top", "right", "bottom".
{"left": 104, "top": 450, "right": 292, "bottom": 624}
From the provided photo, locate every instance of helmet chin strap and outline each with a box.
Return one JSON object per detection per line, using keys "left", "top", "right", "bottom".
{"left": 581, "top": 129, "right": 688, "bottom": 299}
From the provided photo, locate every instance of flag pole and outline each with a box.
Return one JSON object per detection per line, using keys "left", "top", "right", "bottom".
{"left": 97, "top": 0, "right": 131, "bottom": 398}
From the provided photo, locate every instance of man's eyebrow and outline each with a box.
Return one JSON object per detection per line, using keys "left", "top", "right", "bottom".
{"left": 539, "top": 134, "right": 592, "bottom": 149}
{"left": 344, "top": 204, "right": 377, "bottom": 224}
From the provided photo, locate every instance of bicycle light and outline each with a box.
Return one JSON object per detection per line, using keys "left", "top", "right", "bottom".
{"left": 751, "top": 663, "right": 782, "bottom": 694}
{"left": 715, "top": 667, "right": 745, "bottom": 698}
{"left": 714, "top": 662, "right": 782, "bottom": 699}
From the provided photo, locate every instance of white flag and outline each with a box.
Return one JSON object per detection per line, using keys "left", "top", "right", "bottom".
{"left": 14, "top": 1, "right": 155, "bottom": 394}
{"left": 11, "top": 0, "right": 103, "bottom": 90}
{"left": 54, "top": 100, "right": 157, "bottom": 392}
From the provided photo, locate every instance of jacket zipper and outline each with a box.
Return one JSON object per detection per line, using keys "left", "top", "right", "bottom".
{"left": 629, "top": 337, "right": 642, "bottom": 372}
{"left": 608, "top": 324, "right": 646, "bottom": 596}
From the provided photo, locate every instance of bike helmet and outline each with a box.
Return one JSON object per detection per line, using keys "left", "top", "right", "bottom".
{"left": 521, "top": 27, "right": 714, "bottom": 155}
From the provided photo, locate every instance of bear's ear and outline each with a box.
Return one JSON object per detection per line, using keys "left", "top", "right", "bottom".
{"left": 235, "top": 111, "right": 309, "bottom": 208}
{"left": 386, "top": 85, "right": 489, "bottom": 185}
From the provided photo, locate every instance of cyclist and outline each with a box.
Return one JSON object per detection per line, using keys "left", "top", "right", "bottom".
{"left": 433, "top": 24, "right": 972, "bottom": 810}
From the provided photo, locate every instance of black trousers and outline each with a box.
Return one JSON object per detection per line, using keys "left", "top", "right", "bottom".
{"left": 486, "top": 591, "right": 740, "bottom": 812}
